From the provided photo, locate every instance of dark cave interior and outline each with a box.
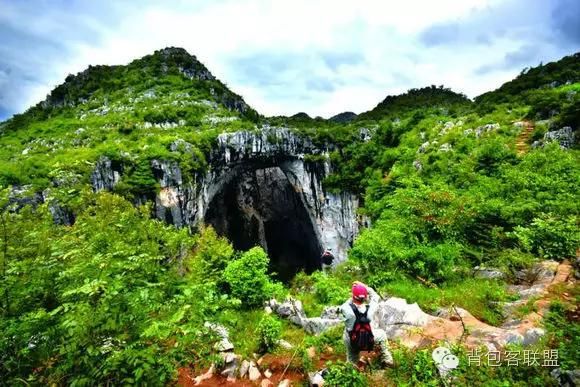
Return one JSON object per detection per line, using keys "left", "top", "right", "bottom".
{"left": 204, "top": 166, "right": 322, "bottom": 281}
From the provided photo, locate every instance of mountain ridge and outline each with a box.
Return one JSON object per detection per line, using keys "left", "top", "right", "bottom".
{"left": 3, "top": 48, "right": 579, "bottom": 126}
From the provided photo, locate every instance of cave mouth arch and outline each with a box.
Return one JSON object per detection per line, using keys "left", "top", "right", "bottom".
{"left": 204, "top": 164, "right": 323, "bottom": 282}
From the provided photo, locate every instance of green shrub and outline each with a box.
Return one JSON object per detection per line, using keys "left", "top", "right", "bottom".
{"left": 257, "top": 315, "right": 282, "bottom": 352}
{"left": 324, "top": 360, "right": 368, "bottom": 387}
{"left": 492, "top": 248, "right": 536, "bottom": 273}
{"left": 544, "top": 301, "right": 580, "bottom": 371}
{"left": 350, "top": 218, "right": 466, "bottom": 285}
{"left": 189, "top": 226, "right": 234, "bottom": 283}
{"left": 0, "top": 192, "right": 225, "bottom": 385}
{"left": 512, "top": 214, "right": 579, "bottom": 259}
{"left": 474, "top": 138, "right": 518, "bottom": 176}
{"left": 311, "top": 271, "right": 350, "bottom": 305}
{"left": 223, "top": 247, "right": 278, "bottom": 308}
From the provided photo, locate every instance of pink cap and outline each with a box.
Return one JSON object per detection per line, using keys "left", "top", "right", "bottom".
{"left": 352, "top": 283, "right": 368, "bottom": 300}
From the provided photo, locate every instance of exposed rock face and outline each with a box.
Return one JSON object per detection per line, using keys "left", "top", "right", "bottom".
{"left": 544, "top": 126, "right": 576, "bottom": 149}
{"left": 8, "top": 186, "right": 75, "bottom": 226}
{"left": 147, "top": 127, "right": 359, "bottom": 267}
{"left": 90, "top": 127, "right": 360, "bottom": 270}
{"left": 267, "top": 298, "right": 342, "bottom": 334}
{"left": 91, "top": 156, "right": 122, "bottom": 192}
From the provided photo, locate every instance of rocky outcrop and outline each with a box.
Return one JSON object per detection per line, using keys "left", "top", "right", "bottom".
{"left": 544, "top": 126, "right": 576, "bottom": 149}
{"left": 8, "top": 186, "right": 74, "bottom": 226}
{"left": 140, "top": 127, "right": 359, "bottom": 265}
{"left": 91, "top": 156, "right": 122, "bottom": 192}
{"left": 267, "top": 298, "right": 342, "bottom": 334}
{"left": 374, "top": 297, "right": 435, "bottom": 337}
{"left": 89, "top": 127, "right": 360, "bottom": 265}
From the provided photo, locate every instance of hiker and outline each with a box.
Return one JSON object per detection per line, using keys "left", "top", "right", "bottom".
{"left": 320, "top": 248, "right": 335, "bottom": 269}
{"left": 340, "top": 281, "right": 394, "bottom": 367}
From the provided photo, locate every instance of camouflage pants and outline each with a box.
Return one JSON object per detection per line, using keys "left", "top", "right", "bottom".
{"left": 344, "top": 327, "right": 393, "bottom": 364}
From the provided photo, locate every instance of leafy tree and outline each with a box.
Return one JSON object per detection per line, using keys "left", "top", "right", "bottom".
{"left": 223, "top": 247, "right": 278, "bottom": 308}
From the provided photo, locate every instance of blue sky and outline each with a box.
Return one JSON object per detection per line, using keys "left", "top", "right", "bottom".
{"left": 0, "top": 0, "right": 579, "bottom": 120}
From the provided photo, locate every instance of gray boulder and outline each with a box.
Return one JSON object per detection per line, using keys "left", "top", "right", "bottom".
{"left": 439, "top": 143, "right": 452, "bottom": 152}
{"left": 220, "top": 352, "right": 240, "bottom": 379}
{"left": 374, "top": 297, "right": 433, "bottom": 337}
{"left": 417, "top": 141, "right": 430, "bottom": 153}
{"left": 268, "top": 298, "right": 341, "bottom": 334}
{"left": 523, "top": 328, "right": 545, "bottom": 346}
{"left": 544, "top": 127, "right": 575, "bottom": 149}
{"left": 204, "top": 322, "right": 235, "bottom": 352}
{"left": 497, "top": 332, "right": 524, "bottom": 346}
{"left": 473, "top": 266, "right": 505, "bottom": 280}
{"left": 170, "top": 139, "right": 193, "bottom": 153}
{"left": 413, "top": 160, "right": 423, "bottom": 171}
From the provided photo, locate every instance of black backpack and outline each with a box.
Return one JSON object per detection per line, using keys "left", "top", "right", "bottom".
{"left": 349, "top": 303, "right": 375, "bottom": 351}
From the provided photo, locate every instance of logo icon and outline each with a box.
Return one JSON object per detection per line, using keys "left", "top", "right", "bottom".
{"left": 432, "top": 347, "right": 459, "bottom": 371}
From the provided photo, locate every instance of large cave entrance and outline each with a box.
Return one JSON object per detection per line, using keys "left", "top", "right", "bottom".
{"left": 204, "top": 165, "right": 322, "bottom": 281}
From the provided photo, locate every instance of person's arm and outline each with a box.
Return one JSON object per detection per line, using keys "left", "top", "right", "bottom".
{"left": 340, "top": 300, "right": 356, "bottom": 331}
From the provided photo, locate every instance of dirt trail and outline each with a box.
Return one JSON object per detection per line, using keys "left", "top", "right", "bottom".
{"left": 515, "top": 120, "right": 535, "bottom": 155}
{"left": 400, "top": 260, "right": 573, "bottom": 349}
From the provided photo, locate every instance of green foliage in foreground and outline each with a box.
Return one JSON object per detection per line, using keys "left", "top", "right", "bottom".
{"left": 0, "top": 191, "right": 279, "bottom": 385}
{"left": 257, "top": 315, "right": 282, "bottom": 352}
{"left": 223, "top": 246, "right": 284, "bottom": 308}
{"left": 324, "top": 360, "right": 369, "bottom": 386}
{"left": 387, "top": 345, "right": 557, "bottom": 387}
{"left": 544, "top": 300, "right": 580, "bottom": 371}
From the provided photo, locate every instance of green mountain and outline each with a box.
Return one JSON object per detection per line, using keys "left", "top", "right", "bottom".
{"left": 476, "top": 52, "right": 580, "bottom": 105}
{"left": 475, "top": 52, "right": 580, "bottom": 128}
{"left": 358, "top": 85, "right": 472, "bottom": 121}
{"left": 0, "top": 48, "right": 578, "bottom": 386}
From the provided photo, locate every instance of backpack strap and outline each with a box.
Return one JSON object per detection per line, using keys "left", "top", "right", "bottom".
{"left": 362, "top": 304, "right": 369, "bottom": 318}
{"left": 349, "top": 302, "right": 361, "bottom": 319}
{"left": 349, "top": 303, "right": 370, "bottom": 319}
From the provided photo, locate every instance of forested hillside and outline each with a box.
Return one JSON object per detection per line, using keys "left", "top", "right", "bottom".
{"left": 0, "top": 48, "right": 578, "bottom": 386}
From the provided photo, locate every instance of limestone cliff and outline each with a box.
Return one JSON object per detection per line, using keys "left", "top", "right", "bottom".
{"left": 92, "top": 127, "right": 361, "bottom": 269}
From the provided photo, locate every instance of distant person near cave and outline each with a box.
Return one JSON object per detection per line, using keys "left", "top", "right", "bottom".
{"left": 340, "top": 281, "right": 394, "bottom": 367}
{"left": 320, "top": 248, "right": 334, "bottom": 270}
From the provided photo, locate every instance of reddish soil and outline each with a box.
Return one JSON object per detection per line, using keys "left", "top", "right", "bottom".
{"left": 177, "top": 353, "right": 308, "bottom": 386}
